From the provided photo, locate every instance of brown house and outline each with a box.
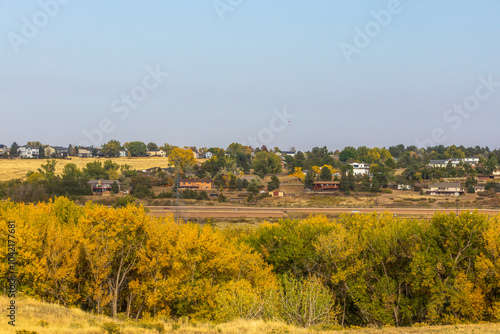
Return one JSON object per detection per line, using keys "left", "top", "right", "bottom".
{"left": 88, "top": 180, "right": 120, "bottom": 195}
{"left": 179, "top": 179, "right": 212, "bottom": 190}
{"left": 313, "top": 181, "right": 340, "bottom": 192}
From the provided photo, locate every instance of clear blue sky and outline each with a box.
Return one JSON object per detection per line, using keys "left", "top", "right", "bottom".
{"left": 1, "top": 1, "right": 499, "bottom": 151}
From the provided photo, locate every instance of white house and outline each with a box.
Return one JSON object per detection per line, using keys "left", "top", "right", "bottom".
{"left": 281, "top": 151, "right": 296, "bottom": 157}
{"left": 350, "top": 163, "right": 370, "bottom": 176}
{"left": 429, "top": 157, "right": 480, "bottom": 168}
{"left": 204, "top": 152, "right": 213, "bottom": 159}
{"left": 0, "top": 144, "right": 8, "bottom": 155}
{"left": 18, "top": 145, "right": 39, "bottom": 158}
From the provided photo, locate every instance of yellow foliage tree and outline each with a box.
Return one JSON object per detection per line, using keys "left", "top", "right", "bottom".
{"left": 169, "top": 147, "right": 196, "bottom": 172}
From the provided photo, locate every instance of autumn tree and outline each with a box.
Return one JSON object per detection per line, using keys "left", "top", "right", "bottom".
{"left": 169, "top": 147, "right": 196, "bottom": 172}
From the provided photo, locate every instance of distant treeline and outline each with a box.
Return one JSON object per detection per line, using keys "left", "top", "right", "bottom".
{"left": 2, "top": 198, "right": 500, "bottom": 327}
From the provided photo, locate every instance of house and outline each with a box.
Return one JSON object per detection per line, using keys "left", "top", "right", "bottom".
{"left": 281, "top": 151, "right": 296, "bottom": 157}
{"left": 427, "top": 182, "right": 464, "bottom": 196}
{"left": 18, "top": 145, "right": 39, "bottom": 158}
{"left": 350, "top": 163, "right": 370, "bottom": 176}
{"left": 147, "top": 150, "right": 166, "bottom": 157}
{"left": 397, "top": 184, "right": 413, "bottom": 190}
{"left": 429, "top": 160, "right": 449, "bottom": 168}
{"left": 78, "top": 147, "right": 92, "bottom": 158}
{"left": 0, "top": 144, "right": 8, "bottom": 155}
{"left": 88, "top": 180, "right": 120, "bottom": 195}
{"left": 429, "top": 157, "right": 480, "bottom": 168}
{"left": 45, "top": 146, "right": 69, "bottom": 158}
{"left": 179, "top": 179, "right": 212, "bottom": 190}
{"left": 478, "top": 175, "right": 495, "bottom": 181}
{"left": 473, "top": 185, "right": 486, "bottom": 193}
{"left": 119, "top": 150, "right": 127, "bottom": 157}
{"left": 463, "top": 157, "right": 480, "bottom": 166}
{"left": 268, "top": 190, "right": 284, "bottom": 197}
{"left": 313, "top": 181, "right": 340, "bottom": 192}
{"left": 204, "top": 152, "right": 213, "bottom": 159}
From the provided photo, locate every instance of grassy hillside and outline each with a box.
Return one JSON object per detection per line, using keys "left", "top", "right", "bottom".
{"left": 0, "top": 157, "right": 174, "bottom": 181}
{"left": 2, "top": 295, "right": 500, "bottom": 334}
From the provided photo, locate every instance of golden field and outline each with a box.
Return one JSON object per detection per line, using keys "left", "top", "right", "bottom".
{"left": 1, "top": 295, "right": 500, "bottom": 334}
{"left": 0, "top": 157, "right": 174, "bottom": 181}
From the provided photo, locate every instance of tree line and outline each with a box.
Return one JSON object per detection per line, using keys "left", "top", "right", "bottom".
{"left": 2, "top": 198, "right": 500, "bottom": 327}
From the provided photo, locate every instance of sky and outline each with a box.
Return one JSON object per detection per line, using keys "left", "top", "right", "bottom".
{"left": 1, "top": 0, "right": 499, "bottom": 152}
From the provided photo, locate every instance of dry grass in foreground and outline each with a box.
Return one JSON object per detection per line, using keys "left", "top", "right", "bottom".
{"left": 2, "top": 296, "right": 500, "bottom": 334}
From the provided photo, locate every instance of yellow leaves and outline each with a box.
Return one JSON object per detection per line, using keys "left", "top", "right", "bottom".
{"left": 169, "top": 147, "right": 196, "bottom": 170}
{"left": 289, "top": 167, "right": 305, "bottom": 180}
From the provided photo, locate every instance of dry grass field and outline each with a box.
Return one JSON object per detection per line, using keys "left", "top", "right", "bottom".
{"left": 0, "top": 157, "right": 174, "bottom": 181}
{"left": 2, "top": 295, "right": 500, "bottom": 334}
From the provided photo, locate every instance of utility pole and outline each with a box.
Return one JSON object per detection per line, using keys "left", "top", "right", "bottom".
{"left": 174, "top": 157, "right": 183, "bottom": 224}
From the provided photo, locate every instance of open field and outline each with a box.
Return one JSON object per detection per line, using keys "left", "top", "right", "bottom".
{"left": 0, "top": 157, "right": 174, "bottom": 181}
{"left": 2, "top": 295, "right": 500, "bottom": 334}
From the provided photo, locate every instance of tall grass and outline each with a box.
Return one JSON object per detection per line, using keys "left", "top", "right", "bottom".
{"left": 2, "top": 295, "right": 500, "bottom": 334}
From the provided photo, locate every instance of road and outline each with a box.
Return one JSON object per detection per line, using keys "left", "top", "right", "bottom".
{"left": 146, "top": 205, "right": 500, "bottom": 219}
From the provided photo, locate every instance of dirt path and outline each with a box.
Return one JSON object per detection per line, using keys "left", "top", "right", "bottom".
{"left": 146, "top": 205, "right": 500, "bottom": 218}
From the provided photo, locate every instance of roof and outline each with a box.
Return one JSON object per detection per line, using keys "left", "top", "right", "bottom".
{"left": 429, "top": 182, "right": 462, "bottom": 188}
{"left": 88, "top": 180, "right": 120, "bottom": 185}
{"left": 429, "top": 160, "right": 448, "bottom": 164}
{"left": 313, "top": 181, "right": 340, "bottom": 184}
{"left": 180, "top": 178, "right": 212, "bottom": 183}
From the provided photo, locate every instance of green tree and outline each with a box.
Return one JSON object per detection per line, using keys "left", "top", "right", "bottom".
{"left": 252, "top": 151, "right": 282, "bottom": 178}
{"left": 486, "top": 156, "right": 498, "bottom": 174}
{"left": 319, "top": 166, "right": 332, "bottom": 181}
{"left": 111, "top": 181, "right": 120, "bottom": 194}
{"left": 124, "top": 141, "right": 147, "bottom": 157}
{"left": 304, "top": 171, "right": 315, "bottom": 189}
{"left": 267, "top": 175, "right": 280, "bottom": 191}
{"left": 83, "top": 161, "right": 109, "bottom": 180}
{"left": 339, "top": 146, "right": 357, "bottom": 162}
{"left": 147, "top": 142, "right": 158, "bottom": 151}
{"left": 247, "top": 177, "right": 263, "bottom": 195}
{"left": 101, "top": 140, "right": 122, "bottom": 157}
{"left": 10, "top": 142, "right": 19, "bottom": 157}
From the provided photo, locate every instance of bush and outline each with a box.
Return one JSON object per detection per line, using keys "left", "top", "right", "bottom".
{"left": 138, "top": 322, "right": 165, "bottom": 334}
{"left": 215, "top": 279, "right": 277, "bottom": 323}
{"left": 102, "top": 322, "right": 120, "bottom": 334}
{"left": 113, "top": 195, "right": 137, "bottom": 208}
{"left": 278, "top": 275, "right": 335, "bottom": 327}
{"left": 381, "top": 189, "right": 393, "bottom": 194}
{"left": 37, "top": 320, "right": 49, "bottom": 327}
{"left": 171, "top": 323, "right": 181, "bottom": 331}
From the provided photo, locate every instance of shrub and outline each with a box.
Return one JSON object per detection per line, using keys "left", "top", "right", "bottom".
{"left": 102, "top": 322, "right": 120, "bottom": 334}
{"left": 278, "top": 275, "right": 335, "bottom": 327}
{"left": 37, "top": 320, "right": 49, "bottom": 327}
{"left": 171, "top": 323, "right": 181, "bottom": 331}
{"left": 113, "top": 195, "right": 136, "bottom": 208}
